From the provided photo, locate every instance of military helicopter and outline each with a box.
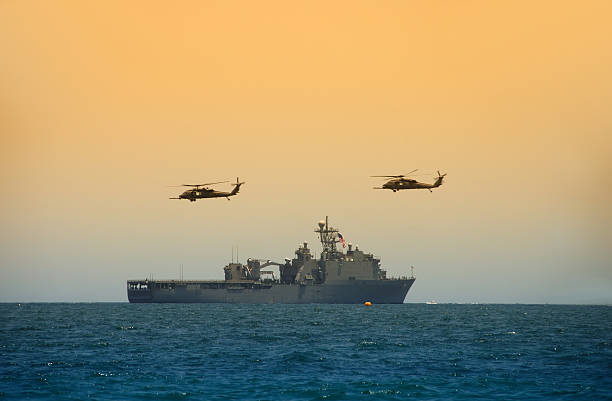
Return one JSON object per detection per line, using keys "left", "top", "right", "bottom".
{"left": 372, "top": 170, "right": 446, "bottom": 192}
{"left": 170, "top": 177, "right": 245, "bottom": 201}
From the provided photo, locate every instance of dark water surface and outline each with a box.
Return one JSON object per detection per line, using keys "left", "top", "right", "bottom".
{"left": 1, "top": 304, "right": 610, "bottom": 400}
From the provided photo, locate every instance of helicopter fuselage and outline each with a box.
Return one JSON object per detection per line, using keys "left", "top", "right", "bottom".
{"left": 173, "top": 179, "right": 244, "bottom": 202}
{"left": 382, "top": 180, "right": 436, "bottom": 191}
{"left": 378, "top": 175, "right": 445, "bottom": 192}
{"left": 372, "top": 171, "right": 446, "bottom": 192}
{"left": 179, "top": 189, "right": 236, "bottom": 201}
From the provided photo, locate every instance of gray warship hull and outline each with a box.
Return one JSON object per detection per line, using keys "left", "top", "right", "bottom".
{"left": 128, "top": 278, "right": 415, "bottom": 304}
{"left": 128, "top": 217, "right": 417, "bottom": 304}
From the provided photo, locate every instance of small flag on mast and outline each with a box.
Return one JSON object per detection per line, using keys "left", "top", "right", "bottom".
{"left": 338, "top": 233, "right": 346, "bottom": 248}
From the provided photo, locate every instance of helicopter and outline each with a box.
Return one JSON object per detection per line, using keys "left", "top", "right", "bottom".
{"left": 170, "top": 177, "right": 245, "bottom": 201}
{"left": 372, "top": 170, "right": 446, "bottom": 192}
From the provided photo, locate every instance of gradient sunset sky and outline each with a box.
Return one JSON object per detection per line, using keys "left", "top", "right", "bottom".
{"left": 1, "top": 0, "right": 610, "bottom": 302}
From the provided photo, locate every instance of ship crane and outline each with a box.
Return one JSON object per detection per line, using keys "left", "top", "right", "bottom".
{"left": 258, "top": 261, "right": 284, "bottom": 281}
{"left": 246, "top": 259, "right": 284, "bottom": 270}
{"left": 245, "top": 259, "right": 284, "bottom": 281}
{"left": 258, "top": 260, "right": 284, "bottom": 269}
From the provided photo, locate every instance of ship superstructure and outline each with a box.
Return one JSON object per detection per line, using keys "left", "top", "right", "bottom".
{"left": 127, "top": 217, "right": 415, "bottom": 303}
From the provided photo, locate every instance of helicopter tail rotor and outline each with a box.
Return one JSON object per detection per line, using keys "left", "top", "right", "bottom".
{"left": 230, "top": 177, "right": 245, "bottom": 195}
{"left": 433, "top": 171, "right": 447, "bottom": 187}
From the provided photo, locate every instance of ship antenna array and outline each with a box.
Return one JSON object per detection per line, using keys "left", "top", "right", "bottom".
{"left": 315, "top": 216, "right": 340, "bottom": 253}
{"left": 231, "top": 245, "right": 240, "bottom": 263}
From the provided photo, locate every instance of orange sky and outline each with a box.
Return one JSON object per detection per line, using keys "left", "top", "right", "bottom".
{"left": 1, "top": 0, "right": 611, "bottom": 302}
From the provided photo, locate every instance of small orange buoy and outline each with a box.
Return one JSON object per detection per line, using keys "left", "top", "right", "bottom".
{"left": 364, "top": 301, "right": 372, "bottom": 306}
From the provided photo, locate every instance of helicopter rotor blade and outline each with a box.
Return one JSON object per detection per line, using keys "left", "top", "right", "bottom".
{"left": 182, "top": 181, "right": 229, "bottom": 187}
{"left": 371, "top": 169, "right": 418, "bottom": 179}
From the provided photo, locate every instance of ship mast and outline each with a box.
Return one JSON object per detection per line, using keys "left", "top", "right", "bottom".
{"left": 315, "top": 216, "right": 340, "bottom": 257}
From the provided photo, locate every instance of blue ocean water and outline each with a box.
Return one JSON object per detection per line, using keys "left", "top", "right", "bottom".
{"left": 1, "top": 304, "right": 610, "bottom": 400}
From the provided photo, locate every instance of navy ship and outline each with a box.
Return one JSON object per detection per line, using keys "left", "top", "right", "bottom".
{"left": 127, "top": 217, "right": 415, "bottom": 303}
